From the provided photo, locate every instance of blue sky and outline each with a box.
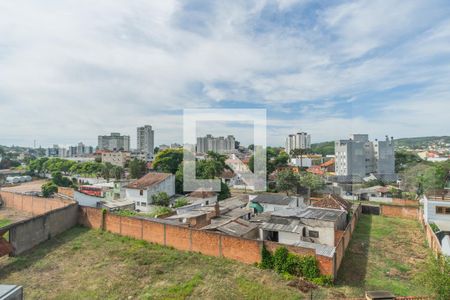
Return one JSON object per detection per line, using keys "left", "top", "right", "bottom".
{"left": 0, "top": 0, "right": 449, "bottom": 148}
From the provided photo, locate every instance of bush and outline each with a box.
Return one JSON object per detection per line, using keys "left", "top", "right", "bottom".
{"left": 262, "top": 246, "right": 322, "bottom": 281}
{"left": 430, "top": 222, "right": 440, "bottom": 233}
{"left": 310, "top": 275, "right": 333, "bottom": 287}
{"left": 151, "top": 192, "right": 170, "bottom": 207}
{"left": 173, "top": 197, "right": 189, "bottom": 208}
{"left": 41, "top": 182, "right": 58, "bottom": 197}
{"left": 273, "top": 247, "right": 289, "bottom": 273}
{"left": 260, "top": 245, "right": 273, "bottom": 269}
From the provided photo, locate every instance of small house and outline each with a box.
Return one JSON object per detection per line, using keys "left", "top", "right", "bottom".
{"left": 125, "top": 172, "right": 175, "bottom": 212}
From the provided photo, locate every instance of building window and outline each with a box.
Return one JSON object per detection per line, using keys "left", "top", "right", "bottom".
{"left": 139, "top": 190, "right": 144, "bottom": 196}
{"left": 141, "top": 202, "right": 147, "bottom": 207}
{"left": 436, "top": 206, "right": 450, "bottom": 215}
{"left": 309, "top": 230, "right": 319, "bottom": 238}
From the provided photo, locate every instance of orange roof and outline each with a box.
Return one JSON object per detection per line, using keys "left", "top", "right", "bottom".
{"left": 320, "top": 159, "right": 335, "bottom": 167}
{"left": 126, "top": 172, "right": 172, "bottom": 189}
{"left": 312, "top": 194, "right": 352, "bottom": 211}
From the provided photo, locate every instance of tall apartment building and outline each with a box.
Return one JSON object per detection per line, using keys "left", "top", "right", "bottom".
{"left": 137, "top": 125, "right": 154, "bottom": 161}
{"left": 98, "top": 133, "right": 130, "bottom": 152}
{"left": 335, "top": 134, "right": 395, "bottom": 180}
{"left": 196, "top": 134, "right": 236, "bottom": 154}
{"left": 286, "top": 132, "right": 311, "bottom": 154}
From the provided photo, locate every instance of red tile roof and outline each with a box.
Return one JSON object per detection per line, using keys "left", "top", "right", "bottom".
{"left": 312, "top": 194, "right": 352, "bottom": 212}
{"left": 126, "top": 172, "right": 172, "bottom": 189}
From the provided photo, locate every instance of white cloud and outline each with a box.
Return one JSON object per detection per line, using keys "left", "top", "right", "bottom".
{"left": 0, "top": 0, "right": 449, "bottom": 147}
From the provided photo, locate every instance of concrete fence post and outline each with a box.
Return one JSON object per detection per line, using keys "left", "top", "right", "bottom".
{"left": 218, "top": 235, "right": 223, "bottom": 257}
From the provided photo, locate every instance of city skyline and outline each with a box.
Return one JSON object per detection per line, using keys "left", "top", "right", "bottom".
{"left": 1, "top": 1, "right": 450, "bottom": 147}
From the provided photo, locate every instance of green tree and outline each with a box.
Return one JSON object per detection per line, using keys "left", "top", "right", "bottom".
{"left": 41, "top": 182, "right": 58, "bottom": 197}
{"left": 276, "top": 168, "right": 300, "bottom": 195}
{"left": 151, "top": 192, "right": 170, "bottom": 206}
{"left": 175, "top": 165, "right": 184, "bottom": 194}
{"left": 218, "top": 181, "right": 231, "bottom": 200}
{"left": 395, "top": 150, "right": 422, "bottom": 172}
{"left": 416, "top": 255, "right": 450, "bottom": 300}
{"left": 289, "top": 148, "right": 310, "bottom": 169}
{"left": 129, "top": 159, "right": 147, "bottom": 179}
{"left": 101, "top": 162, "right": 114, "bottom": 182}
{"left": 153, "top": 148, "right": 183, "bottom": 174}
{"left": 111, "top": 166, "right": 124, "bottom": 180}
{"left": 299, "top": 172, "right": 325, "bottom": 192}
{"left": 51, "top": 171, "right": 72, "bottom": 187}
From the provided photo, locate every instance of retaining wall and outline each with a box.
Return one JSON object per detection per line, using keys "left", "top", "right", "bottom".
{"left": 57, "top": 187, "right": 74, "bottom": 198}
{"left": 6, "top": 203, "right": 78, "bottom": 255}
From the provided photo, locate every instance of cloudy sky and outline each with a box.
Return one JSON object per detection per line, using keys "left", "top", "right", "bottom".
{"left": 1, "top": 0, "right": 449, "bottom": 148}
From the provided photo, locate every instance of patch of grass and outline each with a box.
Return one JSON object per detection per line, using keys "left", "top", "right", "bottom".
{"left": 0, "top": 218, "right": 11, "bottom": 228}
{"left": 323, "top": 215, "right": 432, "bottom": 298}
{"left": 0, "top": 226, "right": 301, "bottom": 300}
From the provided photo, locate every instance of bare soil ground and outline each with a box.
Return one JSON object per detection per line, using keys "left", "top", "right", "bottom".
{"left": 1, "top": 180, "right": 47, "bottom": 193}
{"left": 0, "top": 207, "right": 32, "bottom": 225}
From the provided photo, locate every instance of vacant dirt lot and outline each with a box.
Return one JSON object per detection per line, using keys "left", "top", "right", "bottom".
{"left": 1, "top": 180, "right": 47, "bottom": 193}
{"left": 0, "top": 207, "right": 32, "bottom": 225}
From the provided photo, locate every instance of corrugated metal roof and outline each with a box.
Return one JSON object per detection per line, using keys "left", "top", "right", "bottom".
{"left": 292, "top": 241, "right": 335, "bottom": 258}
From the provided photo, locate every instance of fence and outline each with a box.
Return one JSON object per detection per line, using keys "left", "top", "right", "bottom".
{"left": 380, "top": 204, "right": 419, "bottom": 220}
{"left": 0, "top": 190, "right": 78, "bottom": 256}
{"left": 0, "top": 191, "right": 74, "bottom": 215}
{"left": 334, "top": 204, "right": 362, "bottom": 276}
{"left": 78, "top": 206, "right": 343, "bottom": 276}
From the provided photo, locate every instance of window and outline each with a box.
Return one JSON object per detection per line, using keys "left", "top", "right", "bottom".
{"left": 141, "top": 202, "right": 147, "bottom": 207}
{"left": 308, "top": 230, "right": 319, "bottom": 238}
{"left": 436, "top": 206, "right": 450, "bottom": 215}
{"left": 139, "top": 190, "right": 144, "bottom": 196}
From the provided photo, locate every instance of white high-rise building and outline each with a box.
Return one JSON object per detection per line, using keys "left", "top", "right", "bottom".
{"left": 285, "top": 132, "right": 311, "bottom": 154}
{"left": 196, "top": 134, "right": 236, "bottom": 154}
{"left": 335, "top": 134, "right": 395, "bottom": 180}
{"left": 98, "top": 133, "right": 130, "bottom": 152}
{"left": 137, "top": 125, "right": 154, "bottom": 161}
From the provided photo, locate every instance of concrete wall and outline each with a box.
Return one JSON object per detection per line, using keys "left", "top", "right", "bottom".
{"left": 380, "top": 204, "right": 419, "bottom": 220}
{"left": 7, "top": 203, "right": 78, "bottom": 255}
{"left": 78, "top": 206, "right": 338, "bottom": 276}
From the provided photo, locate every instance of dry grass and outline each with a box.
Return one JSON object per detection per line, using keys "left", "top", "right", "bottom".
{"left": 0, "top": 227, "right": 303, "bottom": 300}
{"left": 315, "top": 214, "right": 432, "bottom": 298}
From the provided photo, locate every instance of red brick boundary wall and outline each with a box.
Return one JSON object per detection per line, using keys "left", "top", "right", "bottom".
{"left": 78, "top": 206, "right": 345, "bottom": 276}
{"left": 57, "top": 187, "right": 74, "bottom": 198}
{"left": 0, "top": 191, "right": 74, "bottom": 215}
{"left": 344, "top": 297, "right": 432, "bottom": 300}
{"left": 334, "top": 204, "right": 362, "bottom": 277}
{"left": 418, "top": 209, "right": 443, "bottom": 257}
{"left": 392, "top": 198, "right": 419, "bottom": 206}
{"left": 380, "top": 204, "right": 419, "bottom": 220}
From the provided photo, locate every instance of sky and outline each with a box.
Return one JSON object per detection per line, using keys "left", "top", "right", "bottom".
{"left": 0, "top": 0, "right": 449, "bottom": 148}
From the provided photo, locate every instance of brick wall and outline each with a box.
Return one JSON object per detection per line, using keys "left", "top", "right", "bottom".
{"left": 392, "top": 198, "right": 419, "bottom": 206}
{"left": 0, "top": 191, "right": 74, "bottom": 215}
{"left": 334, "top": 204, "right": 362, "bottom": 276}
{"left": 380, "top": 204, "right": 419, "bottom": 219}
{"left": 78, "top": 206, "right": 338, "bottom": 275}
{"left": 57, "top": 187, "right": 74, "bottom": 198}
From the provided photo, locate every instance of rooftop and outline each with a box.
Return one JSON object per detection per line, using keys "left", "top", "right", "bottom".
{"left": 202, "top": 218, "right": 258, "bottom": 237}
{"left": 272, "top": 207, "right": 345, "bottom": 222}
{"left": 251, "top": 193, "right": 297, "bottom": 205}
{"left": 313, "top": 194, "right": 352, "bottom": 212}
{"left": 125, "top": 172, "right": 172, "bottom": 189}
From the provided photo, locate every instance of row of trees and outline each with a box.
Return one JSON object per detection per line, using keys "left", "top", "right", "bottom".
{"left": 400, "top": 158, "right": 450, "bottom": 195}
{"left": 27, "top": 157, "right": 125, "bottom": 181}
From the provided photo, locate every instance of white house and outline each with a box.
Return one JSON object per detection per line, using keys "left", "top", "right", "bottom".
{"left": 259, "top": 207, "right": 347, "bottom": 247}
{"left": 125, "top": 172, "right": 175, "bottom": 212}
{"left": 250, "top": 193, "right": 305, "bottom": 213}
{"left": 423, "top": 190, "right": 450, "bottom": 229}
